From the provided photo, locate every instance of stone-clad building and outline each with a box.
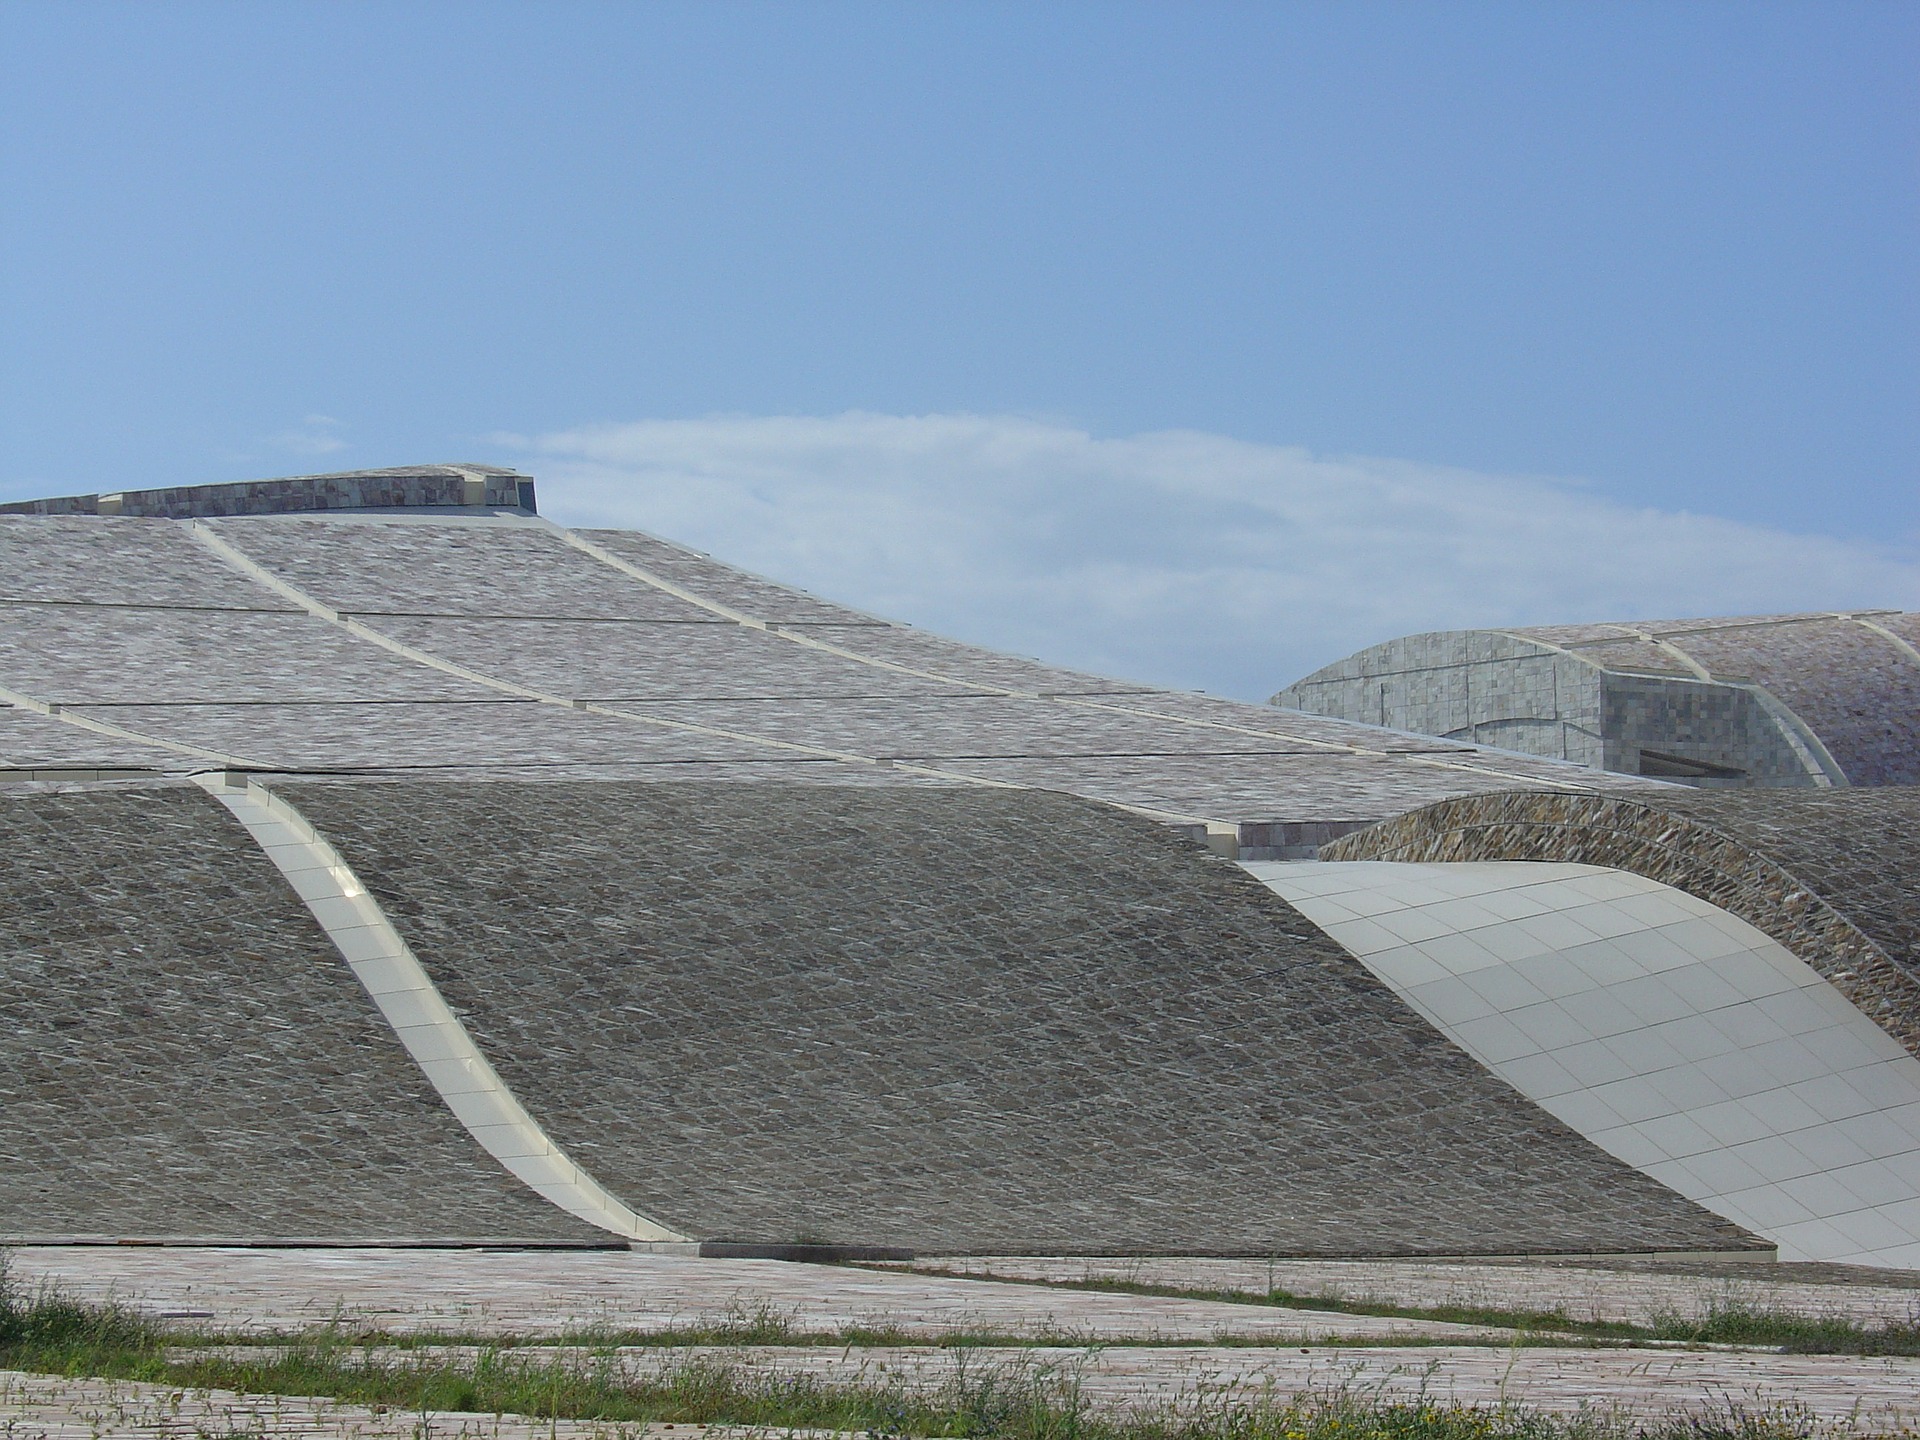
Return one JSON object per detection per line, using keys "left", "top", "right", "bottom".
{"left": 1270, "top": 616, "right": 1920, "bottom": 788}
{"left": 3, "top": 467, "right": 1917, "bottom": 1268}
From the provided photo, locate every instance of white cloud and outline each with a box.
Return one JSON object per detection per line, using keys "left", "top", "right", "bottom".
{"left": 500, "top": 412, "right": 1920, "bottom": 701}
{"left": 269, "top": 415, "right": 348, "bottom": 457}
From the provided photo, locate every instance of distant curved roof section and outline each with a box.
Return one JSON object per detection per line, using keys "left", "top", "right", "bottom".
{"left": 1509, "top": 614, "right": 1920, "bottom": 787}
{"left": 1272, "top": 613, "right": 1920, "bottom": 789}
{"left": 1323, "top": 786, "right": 1920, "bottom": 1064}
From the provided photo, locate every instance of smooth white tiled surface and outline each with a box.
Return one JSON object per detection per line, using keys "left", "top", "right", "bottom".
{"left": 1249, "top": 861, "right": 1920, "bottom": 1269}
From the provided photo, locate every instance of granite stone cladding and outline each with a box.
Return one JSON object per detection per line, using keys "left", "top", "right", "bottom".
{"left": 0, "top": 784, "right": 602, "bottom": 1243}
{"left": 579, "top": 529, "right": 892, "bottom": 626}
{"left": 1323, "top": 787, "right": 1920, "bottom": 1064}
{"left": 0, "top": 607, "right": 493, "bottom": 705}
{"left": 0, "top": 517, "right": 301, "bottom": 610}
{"left": 0, "top": 503, "right": 1677, "bottom": 836}
{"left": 1272, "top": 615, "right": 1918, "bottom": 789}
{"left": 0, "top": 707, "right": 184, "bottom": 771}
{"left": 0, "top": 465, "right": 531, "bottom": 519}
{"left": 201, "top": 517, "right": 715, "bottom": 621}
{"left": 1662, "top": 618, "right": 1919, "bottom": 787}
{"left": 281, "top": 779, "right": 1760, "bottom": 1256}
{"left": 362, "top": 617, "right": 965, "bottom": 700}
{"left": 62, "top": 701, "right": 788, "bottom": 773}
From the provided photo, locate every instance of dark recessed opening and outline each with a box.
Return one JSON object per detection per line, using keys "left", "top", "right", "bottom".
{"left": 1637, "top": 748, "right": 1748, "bottom": 780}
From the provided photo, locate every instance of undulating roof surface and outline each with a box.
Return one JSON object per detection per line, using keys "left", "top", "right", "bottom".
{"left": 1324, "top": 787, "right": 1920, "bottom": 1062}
{"left": 1272, "top": 615, "right": 1919, "bottom": 789}
{"left": 0, "top": 785, "right": 606, "bottom": 1244}
{"left": 21, "top": 466, "right": 1912, "bottom": 1259}
{"left": 1510, "top": 616, "right": 1920, "bottom": 787}
{"left": 0, "top": 467, "right": 1669, "bottom": 843}
{"left": 269, "top": 780, "right": 1754, "bottom": 1255}
{"left": 1250, "top": 860, "right": 1920, "bottom": 1267}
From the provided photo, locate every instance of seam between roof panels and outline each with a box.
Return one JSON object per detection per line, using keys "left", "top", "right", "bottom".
{"left": 0, "top": 682, "right": 266, "bottom": 769}
{"left": 1841, "top": 613, "right": 1920, "bottom": 672}
{"left": 555, "top": 523, "right": 1601, "bottom": 796}
{"left": 191, "top": 772, "right": 688, "bottom": 1246}
{"left": 184, "top": 520, "right": 1107, "bottom": 807}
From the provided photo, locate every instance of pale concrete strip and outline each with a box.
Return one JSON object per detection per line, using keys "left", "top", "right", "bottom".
{"left": 0, "top": 681, "right": 261, "bottom": 768}
{"left": 908, "top": 1257, "right": 1920, "bottom": 1330}
{"left": 186, "top": 780, "right": 688, "bottom": 1247}
{"left": 3, "top": 1249, "right": 1490, "bottom": 1342}
{"left": 0, "top": 1371, "right": 851, "bottom": 1440}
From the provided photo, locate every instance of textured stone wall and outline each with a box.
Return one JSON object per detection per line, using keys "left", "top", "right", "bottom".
{"left": 1598, "top": 672, "right": 1815, "bottom": 785}
{"left": 285, "top": 778, "right": 1762, "bottom": 1257}
{"left": 1273, "top": 632, "right": 1606, "bottom": 769}
{"left": 1323, "top": 788, "right": 1920, "bottom": 1063}
{"left": 1273, "top": 615, "right": 1918, "bottom": 789}
{"left": 0, "top": 784, "right": 603, "bottom": 1244}
{"left": 0, "top": 466, "right": 532, "bottom": 519}
{"left": 0, "top": 504, "right": 1670, "bottom": 831}
{"left": 1647, "top": 617, "right": 1916, "bottom": 787}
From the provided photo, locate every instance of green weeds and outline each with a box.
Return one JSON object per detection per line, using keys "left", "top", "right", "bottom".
{"left": 0, "top": 1253, "right": 1894, "bottom": 1440}
{"left": 0, "top": 1249, "right": 167, "bottom": 1374}
{"left": 892, "top": 1268, "right": 1920, "bottom": 1358}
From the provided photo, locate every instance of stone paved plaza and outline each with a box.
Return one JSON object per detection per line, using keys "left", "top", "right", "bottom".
{"left": 908, "top": 1256, "right": 1920, "bottom": 1329}
{"left": 1, "top": 1249, "right": 1490, "bottom": 1342}
{"left": 7, "top": 1250, "right": 1920, "bottom": 1434}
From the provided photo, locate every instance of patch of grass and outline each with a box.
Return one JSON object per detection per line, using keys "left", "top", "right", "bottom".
{"left": 1645, "top": 1303, "right": 1920, "bottom": 1357}
{"left": 0, "top": 1254, "right": 1884, "bottom": 1440}
{"left": 109, "top": 1344, "right": 1841, "bottom": 1440}
{"left": 0, "top": 1249, "right": 168, "bottom": 1375}
{"left": 892, "top": 1268, "right": 1920, "bottom": 1358}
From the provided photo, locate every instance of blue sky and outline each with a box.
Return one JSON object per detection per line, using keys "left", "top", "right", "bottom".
{"left": 3, "top": 2, "right": 1915, "bottom": 695}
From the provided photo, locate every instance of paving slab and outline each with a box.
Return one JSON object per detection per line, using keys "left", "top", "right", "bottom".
{"left": 149, "top": 1346, "right": 1920, "bottom": 1434}
{"left": 3, "top": 1249, "right": 1487, "bottom": 1342}
{"left": 538, "top": 1345, "right": 1920, "bottom": 1430}
{"left": 907, "top": 1257, "right": 1920, "bottom": 1328}
{"left": 0, "top": 1370, "right": 847, "bottom": 1440}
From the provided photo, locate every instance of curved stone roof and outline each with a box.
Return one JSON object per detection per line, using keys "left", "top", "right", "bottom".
{"left": 1272, "top": 614, "right": 1919, "bottom": 789}
{"left": 1509, "top": 615, "right": 1920, "bottom": 787}
{"left": 0, "top": 785, "right": 604, "bottom": 1244}
{"left": 24, "top": 466, "right": 1910, "bottom": 1261}
{"left": 1323, "top": 787, "right": 1920, "bottom": 1062}
{"left": 0, "top": 775, "right": 1756, "bottom": 1255}
{"left": 0, "top": 472, "right": 1673, "bottom": 843}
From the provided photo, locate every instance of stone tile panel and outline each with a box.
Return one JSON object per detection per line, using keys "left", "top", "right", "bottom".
{"left": 64, "top": 701, "right": 786, "bottom": 772}
{"left": 0, "top": 516, "right": 293, "bottom": 610}
{"left": 0, "top": 606, "right": 494, "bottom": 704}
{"left": 1661, "top": 619, "right": 1920, "bottom": 786}
{"left": 579, "top": 530, "right": 890, "bottom": 625}
{"left": 791, "top": 624, "right": 1146, "bottom": 695}
{"left": 0, "top": 785, "right": 602, "bottom": 1242}
{"left": 364, "top": 617, "right": 969, "bottom": 700}
{"left": 0, "top": 707, "right": 188, "bottom": 771}
{"left": 284, "top": 780, "right": 1758, "bottom": 1256}
{"left": 203, "top": 518, "right": 714, "bottom": 621}
{"left": 607, "top": 696, "right": 1330, "bottom": 759}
